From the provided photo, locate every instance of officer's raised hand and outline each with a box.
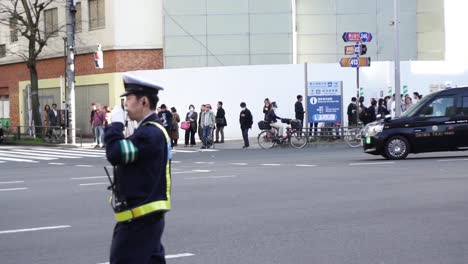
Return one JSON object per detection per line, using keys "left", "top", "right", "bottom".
{"left": 110, "top": 105, "right": 125, "bottom": 125}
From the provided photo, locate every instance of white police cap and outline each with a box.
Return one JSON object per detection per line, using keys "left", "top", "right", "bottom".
{"left": 121, "top": 73, "right": 164, "bottom": 97}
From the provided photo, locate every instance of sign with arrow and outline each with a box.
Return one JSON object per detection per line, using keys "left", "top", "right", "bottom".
{"left": 342, "top": 32, "right": 373, "bottom": 43}
{"left": 339, "top": 57, "right": 371, "bottom": 67}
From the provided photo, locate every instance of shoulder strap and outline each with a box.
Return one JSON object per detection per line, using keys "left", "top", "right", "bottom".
{"left": 144, "top": 121, "right": 172, "bottom": 161}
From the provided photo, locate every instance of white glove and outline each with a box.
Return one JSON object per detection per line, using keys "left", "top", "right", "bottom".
{"left": 111, "top": 105, "right": 125, "bottom": 125}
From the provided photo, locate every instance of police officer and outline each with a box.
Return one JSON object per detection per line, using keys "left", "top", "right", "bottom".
{"left": 105, "top": 73, "right": 172, "bottom": 264}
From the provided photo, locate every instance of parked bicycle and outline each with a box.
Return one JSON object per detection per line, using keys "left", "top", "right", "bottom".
{"left": 257, "top": 119, "right": 307, "bottom": 149}
{"left": 344, "top": 122, "right": 365, "bottom": 148}
{"left": 45, "top": 126, "right": 65, "bottom": 143}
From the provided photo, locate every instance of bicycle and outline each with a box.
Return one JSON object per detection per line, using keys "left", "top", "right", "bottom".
{"left": 257, "top": 119, "right": 308, "bottom": 149}
{"left": 344, "top": 123, "right": 365, "bottom": 148}
{"left": 45, "top": 126, "right": 65, "bottom": 143}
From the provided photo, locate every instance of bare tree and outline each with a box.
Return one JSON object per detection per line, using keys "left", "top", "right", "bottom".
{"left": 0, "top": 0, "right": 65, "bottom": 132}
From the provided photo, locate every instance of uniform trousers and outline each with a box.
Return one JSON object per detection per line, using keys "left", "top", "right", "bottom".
{"left": 110, "top": 214, "right": 166, "bottom": 264}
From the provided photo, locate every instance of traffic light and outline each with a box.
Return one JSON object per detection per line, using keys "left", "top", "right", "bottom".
{"left": 94, "top": 45, "right": 104, "bottom": 69}
{"left": 359, "top": 44, "right": 367, "bottom": 55}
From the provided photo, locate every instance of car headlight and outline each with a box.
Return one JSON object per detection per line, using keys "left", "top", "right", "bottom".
{"left": 366, "top": 124, "right": 384, "bottom": 137}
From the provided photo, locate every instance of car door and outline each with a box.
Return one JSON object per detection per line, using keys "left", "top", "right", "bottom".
{"left": 454, "top": 95, "right": 468, "bottom": 148}
{"left": 412, "top": 96, "right": 458, "bottom": 151}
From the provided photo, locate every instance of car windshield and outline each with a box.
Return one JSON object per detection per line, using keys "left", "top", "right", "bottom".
{"left": 400, "top": 93, "right": 436, "bottom": 117}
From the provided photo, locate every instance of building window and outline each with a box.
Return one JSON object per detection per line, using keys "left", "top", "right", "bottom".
{"left": 89, "top": 0, "right": 105, "bottom": 30}
{"left": 75, "top": 2, "right": 82, "bottom": 32}
{"left": 9, "top": 17, "right": 18, "bottom": 42}
{"left": 44, "top": 8, "right": 58, "bottom": 36}
{"left": 0, "top": 44, "right": 6, "bottom": 58}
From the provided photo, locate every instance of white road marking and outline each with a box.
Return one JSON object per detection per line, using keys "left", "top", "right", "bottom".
{"left": 0, "top": 187, "right": 28, "bottom": 192}
{"left": 0, "top": 161, "right": 5, "bottom": 163}
{"left": 260, "top": 164, "right": 281, "bottom": 166}
{"left": 349, "top": 162, "right": 395, "bottom": 166}
{"left": 172, "top": 149, "right": 198, "bottom": 153}
{"left": 295, "top": 164, "right": 317, "bottom": 167}
{"left": 79, "top": 182, "right": 108, "bottom": 186}
{"left": 49, "top": 162, "right": 65, "bottom": 165}
{"left": 97, "top": 253, "right": 195, "bottom": 264}
{"left": 71, "top": 176, "right": 107, "bottom": 180}
{"left": 75, "top": 165, "right": 93, "bottom": 168}
{"left": 172, "top": 160, "right": 181, "bottom": 163}
{"left": 22, "top": 148, "right": 104, "bottom": 157}
{"left": 194, "top": 161, "right": 214, "bottom": 164}
{"left": 172, "top": 170, "right": 211, "bottom": 175}
{"left": 437, "top": 158, "right": 468, "bottom": 162}
{"left": 0, "top": 181, "right": 24, "bottom": 184}
{"left": 185, "top": 175, "right": 237, "bottom": 180}
{"left": 0, "top": 157, "right": 37, "bottom": 163}
{"left": 230, "top": 163, "right": 247, "bottom": 166}
{"left": 9, "top": 150, "right": 80, "bottom": 159}
{"left": 62, "top": 148, "right": 105, "bottom": 154}
{"left": 198, "top": 149, "right": 220, "bottom": 152}
{"left": 0, "top": 225, "right": 71, "bottom": 234}
{"left": 13, "top": 149, "right": 100, "bottom": 158}
{"left": 0, "top": 151, "right": 56, "bottom": 160}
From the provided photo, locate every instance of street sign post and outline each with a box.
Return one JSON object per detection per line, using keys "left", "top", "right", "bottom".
{"left": 307, "top": 81, "right": 343, "bottom": 124}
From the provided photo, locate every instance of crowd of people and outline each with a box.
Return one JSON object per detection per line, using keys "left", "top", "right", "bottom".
{"left": 90, "top": 90, "right": 423, "bottom": 148}
{"left": 347, "top": 91, "right": 423, "bottom": 126}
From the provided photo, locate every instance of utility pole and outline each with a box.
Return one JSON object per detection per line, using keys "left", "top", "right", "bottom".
{"left": 393, "top": 0, "right": 402, "bottom": 118}
{"left": 66, "top": 0, "right": 76, "bottom": 144}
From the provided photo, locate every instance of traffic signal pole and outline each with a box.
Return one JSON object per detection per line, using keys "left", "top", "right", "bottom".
{"left": 66, "top": 0, "right": 76, "bottom": 144}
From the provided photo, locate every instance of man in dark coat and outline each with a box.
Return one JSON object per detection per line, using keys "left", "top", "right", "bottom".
{"left": 239, "top": 102, "right": 253, "bottom": 148}
{"left": 158, "top": 104, "right": 173, "bottom": 135}
{"left": 294, "top": 95, "right": 305, "bottom": 126}
{"left": 347, "top": 97, "right": 358, "bottom": 126}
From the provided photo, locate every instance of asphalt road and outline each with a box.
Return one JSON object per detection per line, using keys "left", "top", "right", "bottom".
{"left": 0, "top": 145, "right": 467, "bottom": 264}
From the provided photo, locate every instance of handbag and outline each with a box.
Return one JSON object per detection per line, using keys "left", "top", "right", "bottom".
{"left": 181, "top": 121, "right": 190, "bottom": 130}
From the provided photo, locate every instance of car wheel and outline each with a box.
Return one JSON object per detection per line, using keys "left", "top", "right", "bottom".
{"left": 384, "top": 136, "right": 410, "bottom": 160}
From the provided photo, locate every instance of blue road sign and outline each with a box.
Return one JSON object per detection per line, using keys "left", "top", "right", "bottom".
{"left": 307, "top": 81, "right": 343, "bottom": 123}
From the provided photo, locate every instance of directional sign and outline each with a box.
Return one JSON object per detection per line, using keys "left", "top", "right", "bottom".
{"left": 344, "top": 44, "right": 367, "bottom": 55}
{"left": 342, "top": 32, "right": 373, "bottom": 43}
{"left": 339, "top": 57, "right": 371, "bottom": 67}
{"left": 344, "top": 45, "right": 355, "bottom": 55}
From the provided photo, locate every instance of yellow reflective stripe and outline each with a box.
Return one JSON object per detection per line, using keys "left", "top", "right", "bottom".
{"left": 145, "top": 121, "right": 172, "bottom": 204}
{"left": 114, "top": 200, "right": 171, "bottom": 222}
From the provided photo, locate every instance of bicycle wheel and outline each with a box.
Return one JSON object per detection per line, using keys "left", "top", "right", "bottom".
{"left": 257, "top": 130, "right": 276, "bottom": 149}
{"left": 290, "top": 130, "right": 307, "bottom": 149}
{"left": 344, "top": 128, "right": 362, "bottom": 148}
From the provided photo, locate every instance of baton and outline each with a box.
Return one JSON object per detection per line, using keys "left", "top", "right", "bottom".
{"left": 104, "top": 166, "right": 114, "bottom": 191}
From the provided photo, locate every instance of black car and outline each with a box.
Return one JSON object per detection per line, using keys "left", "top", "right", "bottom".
{"left": 363, "top": 87, "right": 468, "bottom": 159}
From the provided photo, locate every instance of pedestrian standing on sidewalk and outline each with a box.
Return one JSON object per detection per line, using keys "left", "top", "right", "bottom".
{"left": 170, "top": 107, "right": 180, "bottom": 147}
{"left": 184, "top": 104, "right": 198, "bottom": 147}
{"left": 158, "top": 104, "right": 173, "bottom": 137}
{"left": 90, "top": 103, "right": 97, "bottom": 143}
{"left": 201, "top": 104, "right": 215, "bottom": 149}
{"left": 263, "top": 98, "right": 271, "bottom": 121}
{"left": 215, "top": 101, "right": 227, "bottom": 143}
{"left": 198, "top": 104, "right": 205, "bottom": 141}
{"left": 239, "top": 102, "right": 253, "bottom": 148}
{"left": 294, "top": 95, "right": 305, "bottom": 127}
{"left": 92, "top": 103, "right": 106, "bottom": 148}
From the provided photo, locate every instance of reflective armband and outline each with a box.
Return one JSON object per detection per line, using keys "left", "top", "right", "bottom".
{"left": 119, "top": 139, "right": 139, "bottom": 164}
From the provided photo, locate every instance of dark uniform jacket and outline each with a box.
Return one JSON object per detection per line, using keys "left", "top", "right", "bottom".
{"left": 295, "top": 101, "right": 305, "bottom": 121}
{"left": 105, "top": 113, "right": 171, "bottom": 211}
{"left": 239, "top": 108, "right": 253, "bottom": 129}
{"left": 215, "top": 108, "right": 227, "bottom": 127}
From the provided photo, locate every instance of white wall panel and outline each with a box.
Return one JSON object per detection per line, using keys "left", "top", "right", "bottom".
{"left": 297, "top": 15, "right": 336, "bottom": 34}
{"left": 249, "top": 0, "right": 291, "bottom": 13}
{"left": 207, "top": 15, "right": 249, "bottom": 35}
{"left": 207, "top": 35, "right": 249, "bottom": 55}
{"left": 250, "top": 34, "right": 292, "bottom": 54}
{"left": 298, "top": 35, "right": 338, "bottom": 54}
{"left": 165, "top": 36, "right": 207, "bottom": 56}
{"left": 164, "top": 16, "right": 207, "bottom": 36}
{"left": 206, "top": 0, "right": 249, "bottom": 14}
{"left": 297, "top": 0, "right": 336, "bottom": 15}
{"left": 164, "top": 0, "right": 206, "bottom": 15}
{"left": 250, "top": 14, "right": 292, "bottom": 33}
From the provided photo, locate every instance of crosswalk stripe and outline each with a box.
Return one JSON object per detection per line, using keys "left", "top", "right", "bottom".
{"left": 0, "top": 152, "right": 56, "bottom": 160}
{"left": 13, "top": 149, "right": 103, "bottom": 158}
{"left": 7, "top": 150, "right": 80, "bottom": 159}
{"left": 50, "top": 148, "right": 106, "bottom": 155}
{"left": 0, "top": 157, "right": 37, "bottom": 163}
{"left": 33, "top": 148, "right": 105, "bottom": 156}
{"left": 11, "top": 149, "right": 87, "bottom": 159}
